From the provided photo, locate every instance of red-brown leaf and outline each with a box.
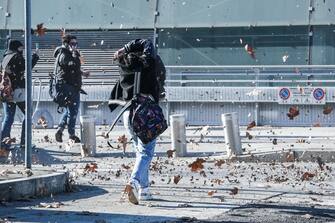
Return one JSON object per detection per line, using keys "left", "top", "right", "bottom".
{"left": 287, "top": 106, "right": 299, "bottom": 120}
{"left": 247, "top": 121, "right": 256, "bottom": 130}
{"left": 166, "top": 149, "right": 176, "bottom": 158}
{"left": 229, "top": 187, "right": 239, "bottom": 195}
{"left": 188, "top": 158, "right": 206, "bottom": 172}
{"left": 323, "top": 105, "right": 333, "bottom": 115}
{"left": 301, "top": 172, "right": 315, "bottom": 181}
{"left": 36, "top": 23, "right": 46, "bottom": 36}
{"left": 84, "top": 162, "right": 98, "bottom": 172}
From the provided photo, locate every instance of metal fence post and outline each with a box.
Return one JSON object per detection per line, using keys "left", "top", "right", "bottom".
{"left": 24, "top": 0, "right": 32, "bottom": 169}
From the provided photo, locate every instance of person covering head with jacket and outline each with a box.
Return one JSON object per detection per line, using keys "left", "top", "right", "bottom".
{"left": 111, "top": 39, "right": 160, "bottom": 204}
{"left": 0, "top": 39, "right": 39, "bottom": 154}
{"left": 53, "top": 34, "right": 90, "bottom": 143}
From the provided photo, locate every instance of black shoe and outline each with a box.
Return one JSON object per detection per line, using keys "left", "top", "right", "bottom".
{"left": 55, "top": 130, "right": 63, "bottom": 143}
{"left": 69, "top": 135, "right": 81, "bottom": 143}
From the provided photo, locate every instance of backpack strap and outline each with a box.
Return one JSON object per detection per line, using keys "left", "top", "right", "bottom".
{"left": 1, "top": 53, "right": 16, "bottom": 74}
{"left": 52, "top": 52, "right": 62, "bottom": 79}
{"left": 105, "top": 100, "right": 132, "bottom": 138}
{"left": 105, "top": 71, "right": 141, "bottom": 138}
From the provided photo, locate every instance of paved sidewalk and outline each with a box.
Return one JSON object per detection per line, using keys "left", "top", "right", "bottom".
{"left": 0, "top": 125, "right": 334, "bottom": 222}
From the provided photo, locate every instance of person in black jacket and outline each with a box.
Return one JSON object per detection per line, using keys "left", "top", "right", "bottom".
{"left": 1, "top": 40, "right": 39, "bottom": 151}
{"left": 53, "top": 35, "right": 89, "bottom": 143}
{"left": 111, "top": 39, "right": 160, "bottom": 204}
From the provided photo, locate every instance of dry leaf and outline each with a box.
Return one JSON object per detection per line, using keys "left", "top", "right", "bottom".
{"left": 37, "top": 116, "right": 48, "bottom": 128}
{"left": 247, "top": 121, "right": 256, "bottom": 130}
{"left": 84, "top": 162, "right": 98, "bottom": 172}
{"left": 301, "top": 172, "right": 315, "bottom": 181}
{"left": 229, "top": 187, "right": 239, "bottom": 195}
{"left": 323, "top": 105, "right": 333, "bottom": 115}
{"left": 173, "top": 175, "right": 182, "bottom": 184}
{"left": 246, "top": 132, "right": 253, "bottom": 140}
{"left": 188, "top": 158, "right": 206, "bottom": 172}
{"left": 244, "top": 44, "right": 256, "bottom": 59}
{"left": 36, "top": 23, "right": 46, "bottom": 36}
{"left": 43, "top": 135, "right": 50, "bottom": 143}
{"left": 121, "top": 164, "right": 131, "bottom": 170}
{"left": 207, "top": 190, "right": 217, "bottom": 196}
{"left": 287, "top": 106, "right": 299, "bottom": 120}
{"left": 117, "top": 135, "right": 128, "bottom": 153}
{"left": 214, "top": 159, "right": 225, "bottom": 168}
{"left": 166, "top": 149, "right": 176, "bottom": 158}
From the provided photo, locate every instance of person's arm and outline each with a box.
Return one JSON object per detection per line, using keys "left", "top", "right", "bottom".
{"left": 124, "top": 39, "right": 155, "bottom": 58}
{"left": 32, "top": 53, "right": 39, "bottom": 68}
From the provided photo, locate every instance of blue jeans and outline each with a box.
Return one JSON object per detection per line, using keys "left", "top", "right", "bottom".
{"left": 58, "top": 92, "right": 80, "bottom": 136}
{"left": 1, "top": 102, "right": 25, "bottom": 148}
{"left": 124, "top": 111, "right": 156, "bottom": 188}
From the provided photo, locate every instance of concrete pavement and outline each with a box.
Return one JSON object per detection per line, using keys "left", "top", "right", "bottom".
{"left": 0, "top": 125, "right": 334, "bottom": 222}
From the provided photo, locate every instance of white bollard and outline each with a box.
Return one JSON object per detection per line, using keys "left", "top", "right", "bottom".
{"left": 80, "top": 115, "right": 96, "bottom": 157}
{"left": 221, "top": 112, "right": 242, "bottom": 157}
{"left": 170, "top": 114, "right": 187, "bottom": 157}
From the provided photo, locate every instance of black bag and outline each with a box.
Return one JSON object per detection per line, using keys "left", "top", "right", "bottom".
{"left": 49, "top": 79, "right": 78, "bottom": 106}
{"left": 49, "top": 52, "right": 79, "bottom": 112}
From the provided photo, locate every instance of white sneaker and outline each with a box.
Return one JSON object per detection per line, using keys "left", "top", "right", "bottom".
{"left": 126, "top": 180, "right": 140, "bottom": 205}
{"left": 139, "top": 187, "right": 153, "bottom": 201}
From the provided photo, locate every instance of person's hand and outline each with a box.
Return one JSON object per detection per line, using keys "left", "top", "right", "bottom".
{"left": 113, "top": 48, "right": 125, "bottom": 61}
{"left": 82, "top": 70, "right": 90, "bottom": 78}
{"left": 34, "top": 48, "right": 40, "bottom": 56}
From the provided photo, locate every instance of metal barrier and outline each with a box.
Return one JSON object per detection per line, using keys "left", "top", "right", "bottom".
{"left": 164, "top": 65, "right": 335, "bottom": 126}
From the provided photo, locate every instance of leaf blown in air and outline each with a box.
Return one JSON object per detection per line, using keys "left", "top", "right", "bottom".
{"left": 287, "top": 106, "right": 299, "bottom": 120}
{"left": 36, "top": 23, "right": 46, "bottom": 36}
{"left": 247, "top": 121, "right": 256, "bottom": 130}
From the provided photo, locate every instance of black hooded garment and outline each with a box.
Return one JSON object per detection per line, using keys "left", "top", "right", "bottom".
{"left": 1, "top": 40, "right": 39, "bottom": 90}
{"left": 53, "top": 46, "right": 82, "bottom": 90}
{"left": 108, "top": 39, "right": 159, "bottom": 112}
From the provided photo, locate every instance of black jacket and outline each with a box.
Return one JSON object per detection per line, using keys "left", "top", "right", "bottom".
{"left": 109, "top": 39, "right": 159, "bottom": 112}
{"left": 1, "top": 50, "right": 39, "bottom": 90}
{"left": 53, "top": 46, "right": 82, "bottom": 90}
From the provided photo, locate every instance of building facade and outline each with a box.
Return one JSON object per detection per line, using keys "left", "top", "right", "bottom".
{"left": 0, "top": 0, "right": 335, "bottom": 126}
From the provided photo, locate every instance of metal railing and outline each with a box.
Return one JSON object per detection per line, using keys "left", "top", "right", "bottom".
{"left": 166, "top": 65, "right": 335, "bottom": 87}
